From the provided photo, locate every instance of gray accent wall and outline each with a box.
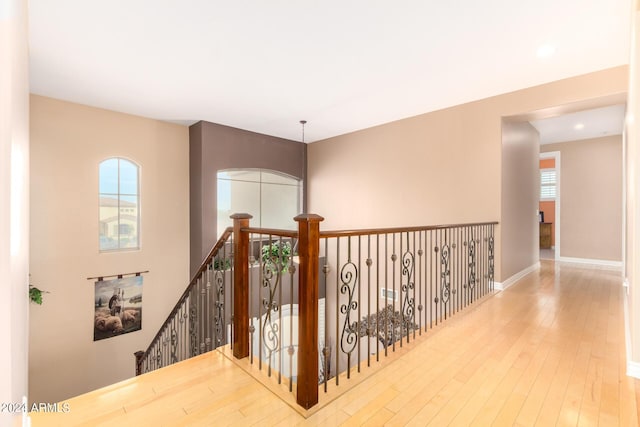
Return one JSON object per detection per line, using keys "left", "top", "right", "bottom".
{"left": 189, "top": 121, "right": 306, "bottom": 274}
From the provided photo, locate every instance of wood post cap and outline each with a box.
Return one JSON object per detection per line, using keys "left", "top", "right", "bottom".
{"left": 294, "top": 213, "right": 324, "bottom": 222}
{"left": 229, "top": 213, "right": 253, "bottom": 220}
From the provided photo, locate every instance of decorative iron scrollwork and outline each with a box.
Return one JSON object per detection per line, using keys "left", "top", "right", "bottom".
{"left": 339, "top": 261, "right": 358, "bottom": 357}
{"left": 440, "top": 244, "right": 451, "bottom": 303}
{"left": 261, "top": 257, "right": 281, "bottom": 364}
{"left": 214, "top": 269, "right": 225, "bottom": 347}
{"left": 468, "top": 238, "right": 476, "bottom": 289}
{"left": 189, "top": 299, "right": 198, "bottom": 357}
{"left": 170, "top": 328, "right": 178, "bottom": 363}
{"left": 401, "top": 251, "right": 415, "bottom": 330}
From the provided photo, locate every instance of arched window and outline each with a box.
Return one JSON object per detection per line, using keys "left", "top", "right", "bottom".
{"left": 99, "top": 158, "right": 140, "bottom": 251}
{"left": 217, "top": 169, "right": 302, "bottom": 237}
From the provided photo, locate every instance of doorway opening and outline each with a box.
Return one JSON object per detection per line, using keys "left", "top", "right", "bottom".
{"left": 539, "top": 151, "right": 560, "bottom": 260}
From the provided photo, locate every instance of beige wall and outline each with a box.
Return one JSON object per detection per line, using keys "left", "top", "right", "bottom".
{"left": 0, "top": 0, "right": 30, "bottom": 425}
{"left": 29, "top": 96, "right": 190, "bottom": 403}
{"left": 308, "top": 66, "right": 627, "bottom": 282}
{"left": 543, "top": 136, "right": 623, "bottom": 261}
{"left": 501, "top": 121, "right": 540, "bottom": 279}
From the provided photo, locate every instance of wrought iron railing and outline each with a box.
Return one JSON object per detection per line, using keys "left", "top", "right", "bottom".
{"left": 136, "top": 213, "right": 497, "bottom": 411}
{"left": 317, "top": 223, "right": 496, "bottom": 392}
{"left": 134, "top": 227, "right": 234, "bottom": 375}
{"left": 246, "top": 229, "right": 299, "bottom": 389}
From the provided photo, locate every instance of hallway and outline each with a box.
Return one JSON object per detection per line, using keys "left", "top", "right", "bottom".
{"left": 30, "top": 261, "right": 640, "bottom": 426}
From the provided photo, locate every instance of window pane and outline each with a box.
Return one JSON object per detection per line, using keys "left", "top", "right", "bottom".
{"left": 216, "top": 169, "right": 302, "bottom": 238}
{"left": 119, "top": 195, "right": 139, "bottom": 249}
{"left": 217, "top": 179, "right": 260, "bottom": 237}
{"left": 99, "top": 195, "right": 119, "bottom": 250}
{"left": 262, "top": 183, "right": 300, "bottom": 229}
{"left": 119, "top": 194, "right": 138, "bottom": 209}
{"left": 219, "top": 170, "right": 261, "bottom": 182}
{"left": 261, "top": 171, "right": 299, "bottom": 185}
{"left": 99, "top": 158, "right": 118, "bottom": 194}
{"left": 119, "top": 159, "right": 138, "bottom": 195}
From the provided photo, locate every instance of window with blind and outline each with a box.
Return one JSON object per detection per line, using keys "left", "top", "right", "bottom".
{"left": 540, "top": 168, "right": 557, "bottom": 200}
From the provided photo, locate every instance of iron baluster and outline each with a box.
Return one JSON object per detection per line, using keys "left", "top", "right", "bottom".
{"left": 468, "top": 231, "right": 477, "bottom": 292}
{"left": 489, "top": 228, "right": 495, "bottom": 288}
{"left": 440, "top": 242, "right": 451, "bottom": 309}
{"left": 339, "top": 237, "right": 358, "bottom": 379}
{"left": 401, "top": 233, "right": 415, "bottom": 344}
{"left": 189, "top": 290, "right": 198, "bottom": 357}
{"left": 261, "top": 235, "right": 281, "bottom": 378}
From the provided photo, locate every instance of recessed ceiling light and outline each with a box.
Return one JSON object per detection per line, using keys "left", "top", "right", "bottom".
{"left": 537, "top": 44, "right": 556, "bottom": 58}
{"left": 574, "top": 123, "right": 584, "bottom": 130}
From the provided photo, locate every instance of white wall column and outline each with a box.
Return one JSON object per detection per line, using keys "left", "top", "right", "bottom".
{"left": 626, "top": 0, "right": 640, "bottom": 374}
{"left": 0, "top": 0, "right": 30, "bottom": 425}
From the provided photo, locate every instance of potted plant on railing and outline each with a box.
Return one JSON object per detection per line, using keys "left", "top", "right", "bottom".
{"left": 261, "top": 240, "right": 292, "bottom": 273}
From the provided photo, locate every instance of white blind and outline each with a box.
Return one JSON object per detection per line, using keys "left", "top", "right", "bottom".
{"left": 540, "top": 169, "right": 556, "bottom": 199}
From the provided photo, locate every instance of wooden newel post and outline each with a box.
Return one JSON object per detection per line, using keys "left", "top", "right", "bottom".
{"left": 231, "top": 213, "right": 252, "bottom": 359}
{"left": 294, "top": 213, "right": 324, "bottom": 409}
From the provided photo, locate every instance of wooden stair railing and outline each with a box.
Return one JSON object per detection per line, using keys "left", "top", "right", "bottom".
{"left": 134, "top": 226, "right": 235, "bottom": 375}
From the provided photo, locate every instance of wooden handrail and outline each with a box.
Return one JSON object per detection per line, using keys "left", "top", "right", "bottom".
{"left": 241, "top": 221, "right": 498, "bottom": 241}
{"left": 242, "top": 227, "right": 298, "bottom": 238}
{"left": 319, "top": 221, "right": 499, "bottom": 238}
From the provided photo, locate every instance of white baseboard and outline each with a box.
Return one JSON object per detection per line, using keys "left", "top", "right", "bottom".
{"left": 494, "top": 262, "right": 540, "bottom": 291}
{"left": 623, "top": 288, "right": 640, "bottom": 379}
{"left": 556, "top": 256, "right": 622, "bottom": 269}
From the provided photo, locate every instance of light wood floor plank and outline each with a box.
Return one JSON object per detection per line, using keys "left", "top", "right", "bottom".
{"left": 29, "top": 261, "right": 640, "bottom": 426}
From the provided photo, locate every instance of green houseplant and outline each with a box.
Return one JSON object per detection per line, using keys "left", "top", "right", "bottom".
{"left": 29, "top": 285, "right": 48, "bottom": 305}
{"left": 261, "top": 241, "right": 292, "bottom": 273}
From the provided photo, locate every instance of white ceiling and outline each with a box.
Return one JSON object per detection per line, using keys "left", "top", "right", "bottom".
{"left": 530, "top": 104, "right": 626, "bottom": 145}
{"left": 29, "top": 0, "right": 632, "bottom": 143}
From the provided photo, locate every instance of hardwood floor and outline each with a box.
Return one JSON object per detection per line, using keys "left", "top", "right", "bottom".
{"left": 30, "top": 261, "right": 640, "bottom": 426}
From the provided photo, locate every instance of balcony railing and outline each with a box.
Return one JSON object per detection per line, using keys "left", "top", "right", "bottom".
{"left": 136, "top": 213, "right": 497, "bottom": 410}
